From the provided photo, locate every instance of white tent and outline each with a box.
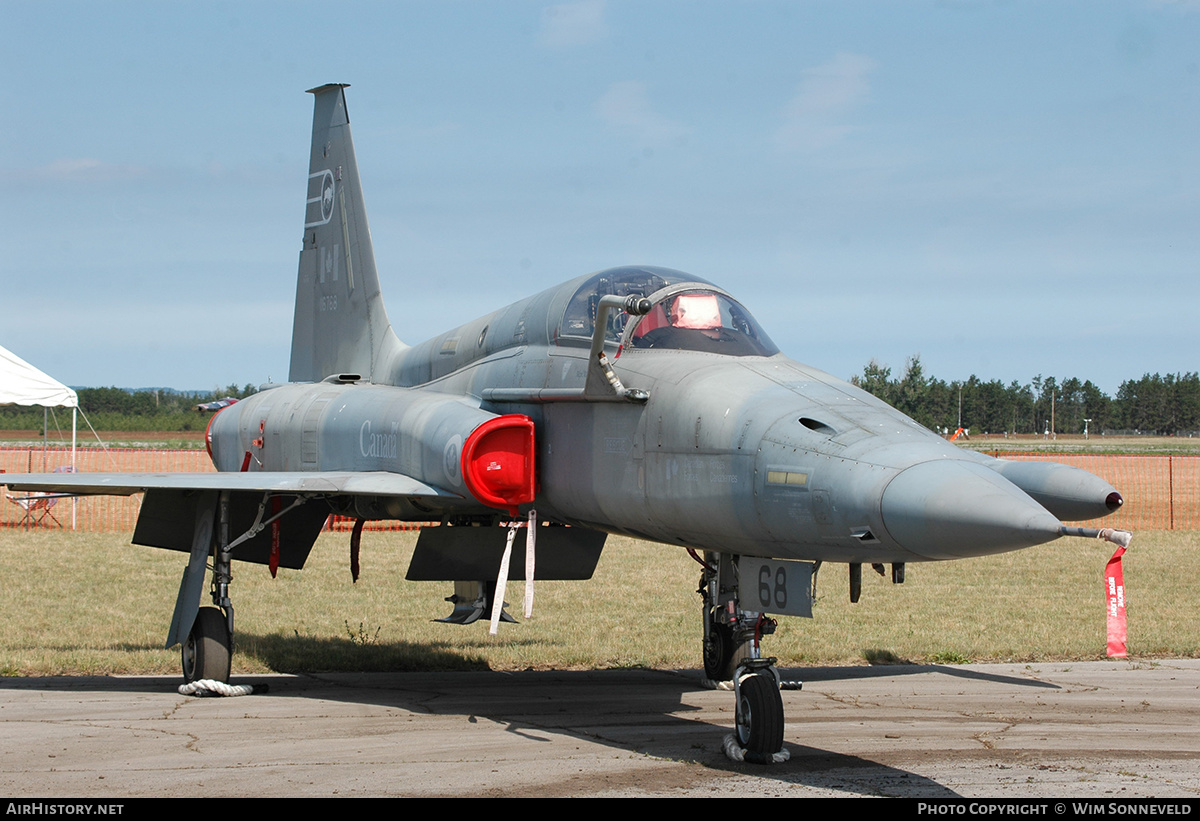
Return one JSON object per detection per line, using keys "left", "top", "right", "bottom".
{"left": 0, "top": 345, "right": 79, "bottom": 410}
{"left": 1, "top": 345, "right": 78, "bottom": 526}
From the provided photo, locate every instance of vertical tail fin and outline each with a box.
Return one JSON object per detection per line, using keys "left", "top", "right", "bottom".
{"left": 289, "top": 84, "right": 404, "bottom": 383}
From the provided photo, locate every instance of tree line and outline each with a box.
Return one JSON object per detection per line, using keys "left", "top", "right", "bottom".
{"left": 851, "top": 358, "right": 1200, "bottom": 436}
{"left": 4, "top": 369, "right": 1198, "bottom": 437}
{"left": 0, "top": 384, "right": 258, "bottom": 432}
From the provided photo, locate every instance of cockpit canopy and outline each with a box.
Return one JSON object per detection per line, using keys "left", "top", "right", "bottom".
{"left": 559, "top": 266, "right": 778, "bottom": 357}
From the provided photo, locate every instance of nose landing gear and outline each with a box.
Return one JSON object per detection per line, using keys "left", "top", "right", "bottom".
{"left": 697, "top": 550, "right": 792, "bottom": 763}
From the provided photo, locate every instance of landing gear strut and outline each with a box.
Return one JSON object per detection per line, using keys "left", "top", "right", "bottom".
{"left": 697, "top": 550, "right": 790, "bottom": 763}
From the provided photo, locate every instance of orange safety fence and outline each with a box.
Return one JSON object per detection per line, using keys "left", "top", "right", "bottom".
{"left": 989, "top": 452, "right": 1200, "bottom": 531}
{"left": 3, "top": 446, "right": 1197, "bottom": 533}
{"left": 0, "top": 447, "right": 426, "bottom": 533}
{"left": 2, "top": 447, "right": 212, "bottom": 532}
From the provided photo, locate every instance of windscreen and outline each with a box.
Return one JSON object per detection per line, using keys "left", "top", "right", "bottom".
{"left": 627, "top": 290, "right": 778, "bottom": 357}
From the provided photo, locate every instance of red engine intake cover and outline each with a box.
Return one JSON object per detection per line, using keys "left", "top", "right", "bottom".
{"left": 461, "top": 414, "right": 536, "bottom": 516}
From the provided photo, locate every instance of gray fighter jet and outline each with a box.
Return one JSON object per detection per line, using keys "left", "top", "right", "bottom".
{"left": 8, "top": 85, "right": 1125, "bottom": 762}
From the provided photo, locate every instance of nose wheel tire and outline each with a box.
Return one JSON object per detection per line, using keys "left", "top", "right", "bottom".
{"left": 181, "top": 606, "right": 232, "bottom": 683}
{"left": 735, "top": 672, "right": 784, "bottom": 760}
{"left": 703, "top": 621, "right": 737, "bottom": 682}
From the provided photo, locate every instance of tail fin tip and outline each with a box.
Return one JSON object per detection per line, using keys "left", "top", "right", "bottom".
{"left": 306, "top": 83, "right": 350, "bottom": 94}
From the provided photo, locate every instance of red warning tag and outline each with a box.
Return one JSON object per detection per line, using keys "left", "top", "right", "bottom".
{"left": 269, "top": 495, "right": 282, "bottom": 578}
{"left": 1105, "top": 545, "right": 1127, "bottom": 658}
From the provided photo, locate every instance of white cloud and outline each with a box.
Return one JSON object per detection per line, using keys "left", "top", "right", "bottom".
{"left": 16, "top": 157, "right": 149, "bottom": 182}
{"left": 594, "top": 81, "right": 689, "bottom": 146}
{"left": 539, "top": 0, "right": 608, "bottom": 48}
{"left": 775, "top": 52, "right": 877, "bottom": 152}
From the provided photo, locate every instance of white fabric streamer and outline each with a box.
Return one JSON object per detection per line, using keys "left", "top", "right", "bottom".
{"left": 490, "top": 523, "right": 518, "bottom": 635}
{"left": 524, "top": 510, "right": 537, "bottom": 618}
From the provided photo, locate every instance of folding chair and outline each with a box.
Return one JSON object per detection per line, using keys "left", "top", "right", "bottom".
{"left": 5, "top": 465, "right": 75, "bottom": 528}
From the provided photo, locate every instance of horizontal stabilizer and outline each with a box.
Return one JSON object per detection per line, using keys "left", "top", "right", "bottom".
{"left": 407, "top": 525, "right": 607, "bottom": 581}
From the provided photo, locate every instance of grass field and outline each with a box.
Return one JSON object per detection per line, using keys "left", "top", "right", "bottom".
{"left": 2, "top": 528, "right": 1195, "bottom": 678}
{"left": 957, "top": 434, "right": 1200, "bottom": 456}
{"left": 0, "top": 430, "right": 207, "bottom": 450}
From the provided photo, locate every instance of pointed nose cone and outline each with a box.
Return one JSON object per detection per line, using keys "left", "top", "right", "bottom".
{"left": 881, "top": 460, "right": 1063, "bottom": 560}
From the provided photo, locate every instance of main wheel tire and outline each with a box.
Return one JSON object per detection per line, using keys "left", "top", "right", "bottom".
{"left": 735, "top": 673, "right": 784, "bottom": 758}
{"left": 703, "top": 620, "right": 736, "bottom": 681}
{"left": 181, "top": 607, "right": 231, "bottom": 683}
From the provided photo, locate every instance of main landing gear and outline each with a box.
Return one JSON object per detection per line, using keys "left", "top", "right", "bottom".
{"left": 172, "top": 492, "right": 282, "bottom": 698}
{"left": 183, "top": 495, "right": 235, "bottom": 685}
{"left": 697, "top": 550, "right": 790, "bottom": 764}
{"left": 437, "top": 580, "right": 517, "bottom": 625}
{"left": 170, "top": 491, "right": 303, "bottom": 697}
{"left": 166, "top": 491, "right": 246, "bottom": 688}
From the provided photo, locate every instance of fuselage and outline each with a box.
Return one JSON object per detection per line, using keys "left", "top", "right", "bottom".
{"left": 211, "top": 266, "right": 1086, "bottom": 565}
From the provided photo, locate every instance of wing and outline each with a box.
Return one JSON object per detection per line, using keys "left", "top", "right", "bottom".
{"left": 5, "top": 471, "right": 465, "bottom": 569}
{"left": 4, "top": 470, "right": 458, "bottom": 499}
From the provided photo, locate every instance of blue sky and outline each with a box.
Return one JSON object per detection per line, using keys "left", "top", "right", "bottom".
{"left": 3, "top": 1, "right": 1198, "bottom": 396}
